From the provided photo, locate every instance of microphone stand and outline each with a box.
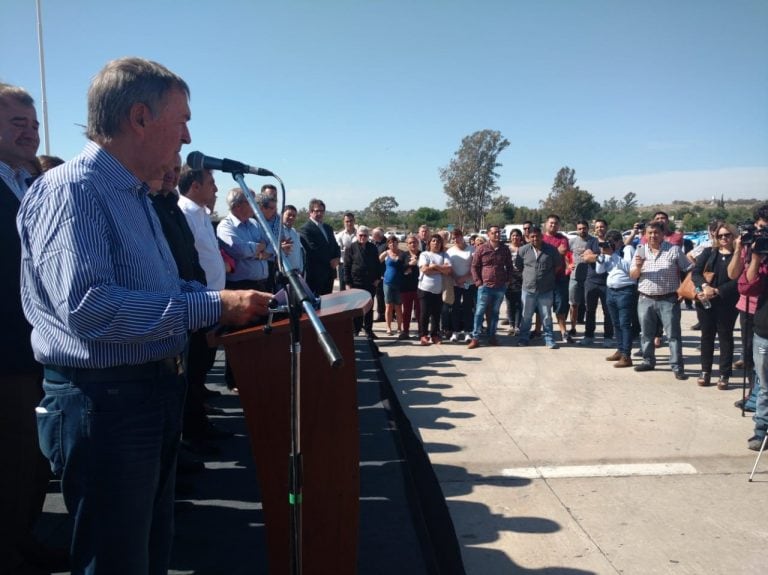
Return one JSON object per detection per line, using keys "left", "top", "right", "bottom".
{"left": 231, "top": 172, "right": 344, "bottom": 575}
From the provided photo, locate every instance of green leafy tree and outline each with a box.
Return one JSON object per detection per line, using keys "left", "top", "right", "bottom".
{"left": 365, "top": 196, "right": 399, "bottom": 226}
{"left": 541, "top": 167, "right": 600, "bottom": 227}
{"left": 485, "top": 195, "right": 516, "bottom": 228}
{"left": 409, "top": 207, "right": 445, "bottom": 231}
{"left": 439, "top": 129, "right": 510, "bottom": 232}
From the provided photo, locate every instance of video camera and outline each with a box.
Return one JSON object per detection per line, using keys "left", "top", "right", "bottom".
{"left": 633, "top": 221, "right": 646, "bottom": 232}
{"left": 738, "top": 221, "right": 768, "bottom": 255}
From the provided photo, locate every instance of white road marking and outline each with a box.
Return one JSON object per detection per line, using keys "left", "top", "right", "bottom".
{"left": 501, "top": 462, "right": 697, "bottom": 479}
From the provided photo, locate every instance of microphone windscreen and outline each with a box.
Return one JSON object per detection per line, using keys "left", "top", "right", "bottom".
{"left": 186, "top": 151, "right": 204, "bottom": 170}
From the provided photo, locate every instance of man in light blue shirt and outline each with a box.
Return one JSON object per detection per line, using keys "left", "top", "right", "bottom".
{"left": 217, "top": 187, "right": 272, "bottom": 291}
{"left": 18, "top": 58, "right": 271, "bottom": 575}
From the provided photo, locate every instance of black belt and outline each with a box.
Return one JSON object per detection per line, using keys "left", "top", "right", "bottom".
{"left": 639, "top": 292, "right": 676, "bottom": 300}
{"left": 44, "top": 356, "right": 182, "bottom": 384}
{"left": 609, "top": 285, "right": 636, "bottom": 291}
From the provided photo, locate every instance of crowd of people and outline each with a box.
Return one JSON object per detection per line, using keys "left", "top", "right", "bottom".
{"left": 1, "top": 57, "right": 767, "bottom": 574}
{"left": 333, "top": 208, "right": 768, "bottom": 451}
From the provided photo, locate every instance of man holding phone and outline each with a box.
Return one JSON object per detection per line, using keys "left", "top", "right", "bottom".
{"left": 629, "top": 221, "right": 692, "bottom": 379}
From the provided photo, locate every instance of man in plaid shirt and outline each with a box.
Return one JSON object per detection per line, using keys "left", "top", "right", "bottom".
{"left": 629, "top": 221, "right": 692, "bottom": 380}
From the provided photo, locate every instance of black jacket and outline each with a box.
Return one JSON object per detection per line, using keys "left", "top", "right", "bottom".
{"left": 1, "top": 179, "right": 40, "bottom": 375}
{"left": 150, "top": 192, "right": 206, "bottom": 284}
{"left": 344, "top": 241, "right": 380, "bottom": 288}
{"left": 299, "top": 219, "right": 340, "bottom": 295}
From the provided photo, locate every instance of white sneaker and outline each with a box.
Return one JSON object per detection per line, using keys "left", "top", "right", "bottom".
{"left": 449, "top": 333, "right": 460, "bottom": 343}
{"left": 464, "top": 333, "right": 473, "bottom": 343}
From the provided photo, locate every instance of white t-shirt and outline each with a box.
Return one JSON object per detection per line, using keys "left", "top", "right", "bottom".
{"left": 418, "top": 251, "right": 451, "bottom": 294}
{"left": 447, "top": 245, "right": 474, "bottom": 288}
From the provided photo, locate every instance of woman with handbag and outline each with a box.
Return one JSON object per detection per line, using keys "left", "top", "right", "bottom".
{"left": 692, "top": 221, "right": 740, "bottom": 388}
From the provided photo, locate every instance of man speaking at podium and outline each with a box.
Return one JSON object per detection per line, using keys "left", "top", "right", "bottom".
{"left": 17, "top": 58, "right": 271, "bottom": 575}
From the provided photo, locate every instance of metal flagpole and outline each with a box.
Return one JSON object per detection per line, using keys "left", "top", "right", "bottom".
{"left": 35, "top": 0, "right": 51, "bottom": 155}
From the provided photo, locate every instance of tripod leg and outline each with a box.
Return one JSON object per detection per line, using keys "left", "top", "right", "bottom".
{"left": 748, "top": 435, "right": 768, "bottom": 482}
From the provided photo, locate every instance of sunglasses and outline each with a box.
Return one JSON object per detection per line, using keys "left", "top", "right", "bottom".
{"left": 717, "top": 233, "right": 732, "bottom": 239}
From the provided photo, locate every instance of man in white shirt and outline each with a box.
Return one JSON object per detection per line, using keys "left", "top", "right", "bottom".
{"left": 336, "top": 212, "right": 357, "bottom": 290}
{"left": 178, "top": 165, "right": 225, "bottom": 290}
{"left": 281, "top": 204, "right": 304, "bottom": 275}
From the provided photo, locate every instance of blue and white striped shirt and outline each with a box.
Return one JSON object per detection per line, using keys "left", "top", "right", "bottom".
{"left": 17, "top": 142, "right": 221, "bottom": 368}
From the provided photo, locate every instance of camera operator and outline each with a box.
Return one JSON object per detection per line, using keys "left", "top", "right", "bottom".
{"left": 729, "top": 204, "right": 768, "bottom": 414}
{"left": 624, "top": 220, "right": 645, "bottom": 246}
{"left": 596, "top": 230, "right": 637, "bottom": 367}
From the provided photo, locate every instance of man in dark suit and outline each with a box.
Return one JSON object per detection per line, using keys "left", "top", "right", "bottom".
{"left": 299, "top": 198, "right": 340, "bottom": 295}
{"left": 0, "top": 82, "right": 68, "bottom": 575}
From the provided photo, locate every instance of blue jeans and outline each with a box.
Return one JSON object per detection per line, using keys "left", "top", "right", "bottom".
{"left": 637, "top": 294, "right": 684, "bottom": 371}
{"left": 472, "top": 285, "right": 506, "bottom": 339}
{"left": 519, "top": 290, "right": 555, "bottom": 345}
{"left": 36, "top": 363, "right": 185, "bottom": 575}
{"left": 606, "top": 286, "right": 635, "bottom": 356}
{"left": 752, "top": 333, "right": 768, "bottom": 438}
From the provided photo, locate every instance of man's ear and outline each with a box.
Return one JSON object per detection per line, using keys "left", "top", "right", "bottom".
{"left": 128, "top": 102, "right": 149, "bottom": 133}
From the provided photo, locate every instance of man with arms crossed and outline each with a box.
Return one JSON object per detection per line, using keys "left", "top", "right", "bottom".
{"left": 18, "top": 58, "right": 270, "bottom": 574}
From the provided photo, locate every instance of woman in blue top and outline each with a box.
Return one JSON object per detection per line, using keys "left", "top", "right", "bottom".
{"left": 379, "top": 235, "right": 406, "bottom": 336}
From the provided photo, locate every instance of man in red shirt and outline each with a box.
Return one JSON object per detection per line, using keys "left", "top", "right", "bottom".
{"left": 542, "top": 214, "right": 571, "bottom": 343}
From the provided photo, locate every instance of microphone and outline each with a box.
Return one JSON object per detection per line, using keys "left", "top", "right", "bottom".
{"left": 186, "top": 151, "right": 274, "bottom": 177}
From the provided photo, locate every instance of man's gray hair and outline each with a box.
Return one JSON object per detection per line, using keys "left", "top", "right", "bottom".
{"left": 86, "top": 57, "right": 189, "bottom": 144}
{"left": 0, "top": 82, "right": 34, "bottom": 109}
{"left": 357, "top": 225, "right": 370, "bottom": 236}
{"left": 226, "top": 188, "right": 251, "bottom": 209}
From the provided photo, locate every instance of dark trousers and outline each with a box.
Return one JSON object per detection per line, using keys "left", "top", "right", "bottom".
{"left": 504, "top": 287, "right": 522, "bottom": 328}
{"left": 0, "top": 373, "right": 49, "bottom": 573}
{"left": 697, "top": 300, "right": 739, "bottom": 376}
{"left": 375, "top": 280, "right": 385, "bottom": 317}
{"left": 418, "top": 289, "right": 443, "bottom": 338}
{"left": 453, "top": 285, "right": 477, "bottom": 333}
{"left": 740, "top": 311, "right": 755, "bottom": 373}
{"left": 353, "top": 283, "right": 376, "bottom": 334}
{"left": 224, "top": 279, "right": 268, "bottom": 388}
{"left": 585, "top": 282, "right": 613, "bottom": 339}
{"left": 183, "top": 330, "right": 217, "bottom": 440}
{"left": 401, "top": 290, "right": 420, "bottom": 334}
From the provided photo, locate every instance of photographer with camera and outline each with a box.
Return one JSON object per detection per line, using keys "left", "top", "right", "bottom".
{"left": 624, "top": 220, "right": 645, "bottom": 246}
{"left": 596, "top": 230, "right": 637, "bottom": 367}
{"left": 728, "top": 204, "right": 768, "bottom": 415}
{"left": 726, "top": 204, "right": 768, "bottom": 450}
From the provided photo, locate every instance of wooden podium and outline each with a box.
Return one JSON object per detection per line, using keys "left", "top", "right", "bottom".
{"left": 216, "top": 288, "right": 371, "bottom": 574}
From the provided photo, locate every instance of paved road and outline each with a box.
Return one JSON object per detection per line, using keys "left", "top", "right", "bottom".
{"left": 373, "top": 307, "right": 767, "bottom": 574}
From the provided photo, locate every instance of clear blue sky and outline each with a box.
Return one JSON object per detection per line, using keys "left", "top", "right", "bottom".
{"left": 2, "top": 0, "right": 767, "bottom": 216}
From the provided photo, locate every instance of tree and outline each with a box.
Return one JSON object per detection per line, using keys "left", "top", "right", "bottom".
{"left": 408, "top": 207, "right": 445, "bottom": 231}
{"left": 439, "top": 129, "right": 510, "bottom": 232}
{"left": 621, "top": 192, "right": 638, "bottom": 211}
{"left": 485, "top": 195, "right": 516, "bottom": 227}
{"left": 365, "top": 196, "right": 399, "bottom": 226}
{"left": 540, "top": 166, "right": 600, "bottom": 227}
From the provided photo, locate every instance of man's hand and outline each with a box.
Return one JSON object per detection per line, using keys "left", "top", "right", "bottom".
{"left": 219, "top": 289, "right": 272, "bottom": 326}
{"left": 330, "top": 257, "right": 340, "bottom": 269}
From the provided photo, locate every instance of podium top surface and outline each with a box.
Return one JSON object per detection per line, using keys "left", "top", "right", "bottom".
{"left": 213, "top": 288, "right": 372, "bottom": 345}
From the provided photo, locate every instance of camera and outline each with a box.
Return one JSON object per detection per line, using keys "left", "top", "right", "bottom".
{"left": 739, "top": 222, "right": 768, "bottom": 254}
{"left": 598, "top": 241, "right": 613, "bottom": 249}
{"left": 633, "top": 221, "right": 645, "bottom": 231}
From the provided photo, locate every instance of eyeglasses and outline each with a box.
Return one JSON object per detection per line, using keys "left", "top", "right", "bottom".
{"left": 717, "top": 233, "right": 732, "bottom": 239}
{"left": 358, "top": 234, "right": 369, "bottom": 237}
